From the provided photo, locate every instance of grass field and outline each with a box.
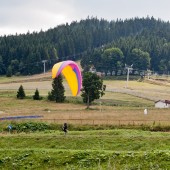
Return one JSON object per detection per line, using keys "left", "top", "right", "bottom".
{"left": 0, "top": 128, "right": 169, "bottom": 169}
{"left": 0, "top": 74, "right": 170, "bottom": 125}
{"left": 0, "top": 74, "right": 170, "bottom": 169}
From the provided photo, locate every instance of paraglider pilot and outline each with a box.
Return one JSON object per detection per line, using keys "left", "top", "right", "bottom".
{"left": 63, "top": 123, "right": 68, "bottom": 135}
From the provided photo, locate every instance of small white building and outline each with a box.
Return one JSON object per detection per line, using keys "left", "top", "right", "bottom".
{"left": 155, "top": 100, "right": 170, "bottom": 108}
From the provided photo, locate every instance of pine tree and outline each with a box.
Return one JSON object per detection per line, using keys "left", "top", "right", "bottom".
{"left": 33, "top": 88, "right": 41, "bottom": 100}
{"left": 17, "top": 85, "right": 26, "bottom": 99}
{"left": 48, "top": 75, "right": 65, "bottom": 102}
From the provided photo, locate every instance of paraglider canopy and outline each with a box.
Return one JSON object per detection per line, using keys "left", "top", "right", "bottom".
{"left": 52, "top": 60, "right": 82, "bottom": 96}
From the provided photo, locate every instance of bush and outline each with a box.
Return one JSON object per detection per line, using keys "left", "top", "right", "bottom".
{"left": 47, "top": 91, "right": 54, "bottom": 101}
{"left": 8, "top": 122, "right": 51, "bottom": 133}
{"left": 33, "top": 88, "right": 42, "bottom": 100}
{"left": 16, "top": 85, "right": 26, "bottom": 99}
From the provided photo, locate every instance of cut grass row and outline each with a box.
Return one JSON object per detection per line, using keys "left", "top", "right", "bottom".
{"left": 1, "top": 129, "right": 170, "bottom": 151}
{"left": 0, "top": 129, "right": 169, "bottom": 169}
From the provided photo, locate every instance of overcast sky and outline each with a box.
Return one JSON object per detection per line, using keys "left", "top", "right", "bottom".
{"left": 1, "top": 0, "right": 170, "bottom": 36}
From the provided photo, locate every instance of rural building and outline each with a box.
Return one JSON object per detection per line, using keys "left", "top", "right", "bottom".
{"left": 155, "top": 100, "right": 170, "bottom": 108}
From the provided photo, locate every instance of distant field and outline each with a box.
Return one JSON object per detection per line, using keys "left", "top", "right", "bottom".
{"left": 1, "top": 73, "right": 170, "bottom": 100}
{"left": 105, "top": 79, "right": 170, "bottom": 101}
{"left": 0, "top": 74, "right": 170, "bottom": 125}
{"left": 0, "top": 91, "right": 169, "bottom": 126}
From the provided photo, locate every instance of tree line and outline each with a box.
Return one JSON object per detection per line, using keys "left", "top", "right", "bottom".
{"left": 81, "top": 44, "right": 151, "bottom": 76}
{"left": 0, "top": 16, "right": 170, "bottom": 76}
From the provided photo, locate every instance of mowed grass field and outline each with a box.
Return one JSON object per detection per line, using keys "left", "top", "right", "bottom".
{"left": 0, "top": 129, "right": 169, "bottom": 169}
{"left": 0, "top": 73, "right": 170, "bottom": 125}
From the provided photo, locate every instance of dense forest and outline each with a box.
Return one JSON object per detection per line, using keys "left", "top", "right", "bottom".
{"left": 0, "top": 16, "right": 170, "bottom": 76}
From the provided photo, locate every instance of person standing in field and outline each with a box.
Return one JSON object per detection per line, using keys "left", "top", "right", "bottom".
{"left": 63, "top": 123, "right": 68, "bottom": 135}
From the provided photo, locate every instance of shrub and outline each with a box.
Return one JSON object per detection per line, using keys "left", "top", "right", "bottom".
{"left": 16, "top": 85, "right": 26, "bottom": 99}
{"left": 33, "top": 88, "right": 42, "bottom": 100}
{"left": 47, "top": 91, "right": 54, "bottom": 101}
{"left": 9, "top": 122, "right": 51, "bottom": 133}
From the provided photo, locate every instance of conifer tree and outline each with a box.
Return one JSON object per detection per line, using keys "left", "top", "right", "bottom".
{"left": 33, "top": 88, "right": 41, "bottom": 100}
{"left": 17, "top": 85, "right": 26, "bottom": 99}
{"left": 48, "top": 75, "right": 65, "bottom": 102}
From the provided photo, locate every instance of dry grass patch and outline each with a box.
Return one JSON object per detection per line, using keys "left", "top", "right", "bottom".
{"left": 1, "top": 75, "right": 170, "bottom": 101}
{"left": 0, "top": 75, "right": 170, "bottom": 125}
{"left": 0, "top": 96, "right": 169, "bottom": 125}
{"left": 105, "top": 80, "right": 170, "bottom": 101}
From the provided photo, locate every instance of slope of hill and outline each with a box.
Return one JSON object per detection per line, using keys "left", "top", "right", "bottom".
{"left": 0, "top": 17, "right": 170, "bottom": 76}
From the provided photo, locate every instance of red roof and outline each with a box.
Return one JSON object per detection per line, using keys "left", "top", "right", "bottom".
{"left": 165, "top": 100, "right": 170, "bottom": 104}
{"left": 155, "top": 100, "right": 170, "bottom": 104}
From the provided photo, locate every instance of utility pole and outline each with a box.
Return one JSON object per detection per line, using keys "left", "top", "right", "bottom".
{"left": 42, "top": 60, "right": 47, "bottom": 74}
{"left": 125, "top": 64, "right": 133, "bottom": 88}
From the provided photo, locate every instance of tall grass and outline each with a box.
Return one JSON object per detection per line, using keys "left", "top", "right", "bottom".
{"left": 0, "top": 125, "right": 169, "bottom": 169}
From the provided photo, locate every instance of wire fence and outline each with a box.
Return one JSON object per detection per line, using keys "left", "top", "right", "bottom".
{"left": 1, "top": 118, "right": 170, "bottom": 126}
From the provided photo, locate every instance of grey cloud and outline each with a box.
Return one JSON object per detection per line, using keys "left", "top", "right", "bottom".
{"left": 0, "top": 0, "right": 75, "bottom": 34}
{"left": 1, "top": 0, "right": 170, "bottom": 35}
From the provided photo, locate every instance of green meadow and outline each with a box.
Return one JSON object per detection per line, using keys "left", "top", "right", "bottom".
{"left": 0, "top": 127, "right": 170, "bottom": 170}
{"left": 0, "top": 75, "right": 170, "bottom": 169}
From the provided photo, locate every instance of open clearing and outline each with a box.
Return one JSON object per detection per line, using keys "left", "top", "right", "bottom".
{"left": 0, "top": 73, "right": 170, "bottom": 125}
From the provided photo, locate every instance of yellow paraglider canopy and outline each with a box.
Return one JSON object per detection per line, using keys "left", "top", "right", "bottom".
{"left": 52, "top": 60, "right": 82, "bottom": 96}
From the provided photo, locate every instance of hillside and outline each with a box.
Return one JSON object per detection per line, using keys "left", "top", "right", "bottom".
{"left": 0, "top": 17, "right": 170, "bottom": 76}
{"left": 0, "top": 60, "right": 82, "bottom": 84}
